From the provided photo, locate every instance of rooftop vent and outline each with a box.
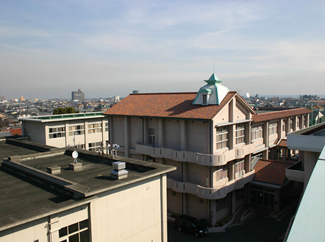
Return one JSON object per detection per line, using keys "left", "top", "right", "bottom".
{"left": 110, "top": 161, "right": 128, "bottom": 180}
{"left": 47, "top": 166, "right": 61, "bottom": 175}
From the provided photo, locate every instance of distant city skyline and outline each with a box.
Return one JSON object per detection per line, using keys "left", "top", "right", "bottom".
{"left": 1, "top": 0, "right": 325, "bottom": 99}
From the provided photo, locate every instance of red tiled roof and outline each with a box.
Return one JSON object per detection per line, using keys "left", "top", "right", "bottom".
{"left": 274, "top": 138, "right": 287, "bottom": 147}
{"left": 104, "top": 92, "right": 237, "bottom": 120}
{"left": 252, "top": 108, "right": 311, "bottom": 123}
{"left": 9, "top": 128, "right": 22, "bottom": 136}
{"left": 253, "top": 159, "right": 291, "bottom": 185}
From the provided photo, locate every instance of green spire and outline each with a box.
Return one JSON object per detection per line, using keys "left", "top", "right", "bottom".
{"left": 205, "top": 73, "right": 222, "bottom": 84}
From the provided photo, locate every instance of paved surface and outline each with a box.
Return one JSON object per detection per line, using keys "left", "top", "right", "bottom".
{"left": 168, "top": 204, "right": 297, "bottom": 242}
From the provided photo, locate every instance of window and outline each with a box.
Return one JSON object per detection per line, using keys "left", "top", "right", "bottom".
{"left": 236, "top": 124, "right": 245, "bottom": 144}
{"left": 88, "top": 123, "right": 102, "bottom": 134}
{"left": 289, "top": 119, "right": 293, "bottom": 130}
{"left": 282, "top": 121, "right": 286, "bottom": 131}
{"left": 105, "top": 122, "right": 108, "bottom": 132}
{"left": 296, "top": 118, "right": 299, "bottom": 129}
{"left": 148, "top": 128, "right": 155, "bottom": 147}
{"left": 234, "top": 160, "right": 245, "bottom": 178}
{"left": 202, "top": 94, "right": 207, "bottom": 105}
{"left": 252, "top": 125, "right": 263, "bottom": 141}
{"left": 59, "top": 219, "right": 89, "bottom": 242}
{"left": 88, "top": 142, "right": 102, "bottom": 152}
{"left": 216, "top": 126, "right": 228, "bottom": 149}
{"left": 69, "top": 125, "right": 85, "bottom": 136}
{"left": 215, "top": 166, "right": 227, "bottom": 181}
{"left": 49, "top": 126, "right": 65, "bottom": 139}
{"left": 269, "top": 123, "right": 277, "bottom": 135}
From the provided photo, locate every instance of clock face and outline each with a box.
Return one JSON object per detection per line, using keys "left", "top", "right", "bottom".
{"left": 72, "top": 150, "right": 79, "bottom": 159}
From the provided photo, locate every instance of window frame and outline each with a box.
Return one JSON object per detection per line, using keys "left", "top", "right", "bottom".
{"left": 88, "top": 122, "right": 102, "bottom": 134}
{"left": 69, "top": 124, "right": 85, "bottom": 136}
{"left": 269, "top": 122, "right": 277, "bottom": 135}
{"left": 236, "top": 123, "right": 245, "bottom": 145}
{"left": 252, "top": 125, "right": 263, "bottom": 141}
{"left": 216, "top": 126, "right": 228, "bottom": 150}
{"left": 49, "top": 126, "right": 66, "bottom": 139}
{"left": 59, "top": 219, "right": 89, "bottom": 242}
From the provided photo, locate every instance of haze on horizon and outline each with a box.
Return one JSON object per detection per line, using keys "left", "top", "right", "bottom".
{"left": 1, "top": 0, "right": 325, "bottom": 100}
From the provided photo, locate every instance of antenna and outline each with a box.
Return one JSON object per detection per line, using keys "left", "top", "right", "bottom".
{"left": 72, "top": 150, "right": 79, "bottom": 164}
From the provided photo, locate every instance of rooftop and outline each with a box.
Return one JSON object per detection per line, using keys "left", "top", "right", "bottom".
{"left": 20, "top": 112, "right": 104, "bottom": 122}
{"left": 287, "top": 147, "right": 325, "bottom": 241}
{"left": 252, "top": 108, "right": 311, "bottom": 123}
{"left": 0, "top": 139, "right": 175, "bottom": 232}
{"left": 253, "top": 159, "right": 292, "bottom": 186}
{"left": 104, "top": 91, "right": 240, "bottom": 120}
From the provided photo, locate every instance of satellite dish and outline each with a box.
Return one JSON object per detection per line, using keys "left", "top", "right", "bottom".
{"left": 72, "top": 150, "right": 79, "bottom": 159}
{"left": 246, "top": 92, "right": 251, "bottom": 98}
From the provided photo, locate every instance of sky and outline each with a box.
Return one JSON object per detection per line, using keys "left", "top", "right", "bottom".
{"left": 1, "top": 0, "right": 325, "bottom": 99}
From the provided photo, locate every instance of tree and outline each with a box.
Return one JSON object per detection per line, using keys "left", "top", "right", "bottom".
{"left": 53, "top": 107, "right": 79, "bottom": 114}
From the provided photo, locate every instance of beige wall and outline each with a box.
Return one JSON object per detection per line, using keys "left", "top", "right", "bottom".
{"left": 0, "top": 217, "right": 48, "bottom": 242}
{"left": 187, "top": 162, "right": 209, "bottom": 187}
{"left": 164, "top": 159, "right": 182, "bottom": 181}
{"left": 164, "top": 119, "right": 181, "bottom": 150}
{"left": 22, "top": 121, "right": 46, "bottom": 144}
{"left": 129, "top": 117, "right": 142, "bottom": 149}
{"left": 91, "top": 176, "right": 165, "bottom": 242}
{"left": 187, "top": 194, "right": 209, "bottom": 221}
{"left": 187, "top": 120, "right": 209, "bottom": 153}
{"left": 167, "top": 189, "right": 182, "bottom": 215}
{"left": 112, "top": 116, "right": 125, "bottom": 146}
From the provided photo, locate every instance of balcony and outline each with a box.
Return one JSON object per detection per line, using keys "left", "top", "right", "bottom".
{"left": 135, "top": 143, "right": 255, "bottom": 166}
{"left": 167, "top": 170, "right": 255, "bottom": 200}
{"left": 286, "top": 161, "right": 304, "bottom": 182}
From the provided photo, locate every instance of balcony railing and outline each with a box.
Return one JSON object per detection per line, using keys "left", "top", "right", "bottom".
{"left": 286, "top": 161, "right": 304, "bottom": 182}
{"left": 135, "top": 143, "right": 255, "bottom": 166}
{"left": 167, "top": 170, "right": 255, "bottom": 200}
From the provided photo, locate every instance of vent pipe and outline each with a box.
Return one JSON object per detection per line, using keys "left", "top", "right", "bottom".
{"left": 110, "top": 161, "right": 128, "bottom": 180}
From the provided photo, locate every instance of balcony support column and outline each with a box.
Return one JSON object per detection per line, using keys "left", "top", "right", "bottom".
{"left": 263, "top": 122, "right": 269, "bottom": 159}
{"left": 231, "top": 191, "right": 236, "bottom": 214}
{"left": 180, "top": 120, "right": 187, "bottom": 151}
{"left": 158, "top": 119, "right": 164, "bottom": 147}
{"left": 124, "top": 117, "right": 129, "bottom": 157}
{"left": 143, "top": 118, "right": 148, "bottom": 145}
{"left": 182, "top": 193, "right": 188, "bottom": 215}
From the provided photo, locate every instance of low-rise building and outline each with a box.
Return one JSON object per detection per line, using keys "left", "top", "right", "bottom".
{"left": 21, "top": 112, "right": 108, "bottom": 151}
{"left": 0, "top": 138, "right": 175, "bottom": 242}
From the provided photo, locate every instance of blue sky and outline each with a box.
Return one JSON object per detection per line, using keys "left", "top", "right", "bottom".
{"left": 1, "top": 0, "right": 325, "bottom": 99}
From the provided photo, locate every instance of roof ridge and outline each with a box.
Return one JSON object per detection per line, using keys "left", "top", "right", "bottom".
{"left": 259, "top": 159, "right": 291, "bottom": 165}
{"left": 130, "top": 92, "right": 198, "bottom": 95}
{"left": 254, "top": 107, "right": 310, "bottom": 116}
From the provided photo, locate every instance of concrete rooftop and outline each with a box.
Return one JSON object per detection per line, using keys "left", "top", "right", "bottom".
{"left": 0, "top": 139, "right": 175, "bottom": 232}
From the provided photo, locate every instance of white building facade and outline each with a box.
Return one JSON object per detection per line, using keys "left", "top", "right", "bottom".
{"left": 21, "top": 112, "right": 108, "bottom": 151}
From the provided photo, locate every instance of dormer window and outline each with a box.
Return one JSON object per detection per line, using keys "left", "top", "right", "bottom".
{"left": 202, "top": 94, "right": 207, "bottom": 105}
{"left": 200, "top": 88, "right": 211, "bottom": 105}
{"left": 192, "top": 73, "right": 229, "bottom": 106}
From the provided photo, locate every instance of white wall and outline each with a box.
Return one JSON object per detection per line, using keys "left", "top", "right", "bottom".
{"left": 91, "top": 176, "right": 165, "bottom": 242}
{"left": 0, "top": 217, "right": 48, "bottom": 242}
